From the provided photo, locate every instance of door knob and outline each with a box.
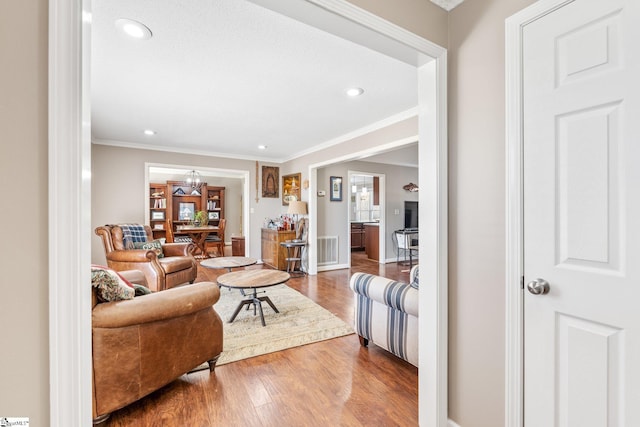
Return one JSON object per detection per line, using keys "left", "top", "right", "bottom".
{"left": 527, "top": 278, "right": 550, "bottom": 295}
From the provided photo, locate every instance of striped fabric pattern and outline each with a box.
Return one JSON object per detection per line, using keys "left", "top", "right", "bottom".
{"left": 352, "top": 274, "right": 374, "bottom": 340}
{"left": 387, "top": 306, "right": 408, "bottom": 362}
{"left": 119, "top": 224, "right": 148, "bottom": 249}
{"left": 350, "top": 267, "right": 419, "bottom": 367}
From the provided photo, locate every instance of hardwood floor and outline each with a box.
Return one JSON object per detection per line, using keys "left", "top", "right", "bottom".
{"left": 105, "top": 251, "right": 417, "bottom": 426}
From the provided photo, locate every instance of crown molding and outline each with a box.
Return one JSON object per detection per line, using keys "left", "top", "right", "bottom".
{"left": 91, "top": 138, "right": 281, "bottom": 163}
{"left": 429, "top": 0, "right": 465, "bottom": 12}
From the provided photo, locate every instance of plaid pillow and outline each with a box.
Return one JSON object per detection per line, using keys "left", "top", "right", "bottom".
{"left": 119, "top": 224, "right": 148, "bottom": 249}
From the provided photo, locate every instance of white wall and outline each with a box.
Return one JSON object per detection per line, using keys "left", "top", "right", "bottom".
{"left": 447, "top": 0, "right": 536, "bottom": 425}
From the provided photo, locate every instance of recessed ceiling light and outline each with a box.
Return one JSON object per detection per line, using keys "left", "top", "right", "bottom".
{"left": 143, "top": 129, "right": 155, "bottom": 136}
{"left": 345, "top": 87, "right": 364, "bottom": 97}
{"left": 115, "top": 19, "right": 153, "bottom": 40}
{"left": 258, "top": 145, "right": 267, "bottom": 150}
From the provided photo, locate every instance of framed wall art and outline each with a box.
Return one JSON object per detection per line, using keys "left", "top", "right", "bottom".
{"left": 282, "top": 172, "right": 302, "bottom": 205}
{"left": 262, "top": 166, "right": 279, "bottom": 198}
{"left": 151, "top": 211, "right": 165, "bottom": 220}
{"left": 178, "top": 202, "right": 195, "bottom": 220}
{"left": 330, "top": 176, "right": 343, "bottom": 201}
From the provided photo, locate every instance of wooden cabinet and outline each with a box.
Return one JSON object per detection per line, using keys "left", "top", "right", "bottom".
{"left": 350, "top": 223, "right": 365, "bottom": 250}
{"left": 149, "top": 183, "right": 168, "bottom": 240}
{"left": 150, "top": 181, "right": 225, "bottom": 240}
{"left": 261, "top": 228, "right": 296, "bottom": 270}
{"left": 364, "top": 224, "right": 379, "bottom": 261}
{"left": 168, "top": 181, "right": 204, "bottom": 225}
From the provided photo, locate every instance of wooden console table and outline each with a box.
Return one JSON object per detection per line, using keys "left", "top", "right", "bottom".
{"left": 261, "top": 228, "right": 296, "bottom": 270}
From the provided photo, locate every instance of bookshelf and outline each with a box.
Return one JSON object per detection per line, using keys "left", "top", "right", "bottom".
{"left": 149, "top": 183, "right": 168, "bottom": 239}
{"left": 150, "top": 182, "right": 225, "bottom": 240}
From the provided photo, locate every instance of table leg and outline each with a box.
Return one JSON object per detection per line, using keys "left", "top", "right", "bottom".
{"left": 255, "top": 297, "right": 266, "bottom": 326}
{"left": 228, "top": 300, "right": 249, "bottom": 323}
{"left": 261, "top": 296, "right": 279, "bottom": 314}
{"left": 227, "top": 289, "right": 280, "bottom": 326}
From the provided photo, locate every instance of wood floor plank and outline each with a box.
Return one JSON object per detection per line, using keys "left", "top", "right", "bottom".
{"left": 103, "top": 251, "right": 417, "bottom": 426}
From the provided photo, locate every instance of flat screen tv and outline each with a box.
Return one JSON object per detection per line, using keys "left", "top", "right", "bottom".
{"left": 404, "top": 201, "right": 418, "bottom": 229}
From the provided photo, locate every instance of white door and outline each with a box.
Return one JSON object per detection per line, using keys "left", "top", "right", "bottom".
{"left": 523, "top": 0, "right": 640, "bottom": 425}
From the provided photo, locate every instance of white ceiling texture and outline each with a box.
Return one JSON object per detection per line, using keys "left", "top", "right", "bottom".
{"left": 91, "top": 0, "right": 423, "bottom": 164}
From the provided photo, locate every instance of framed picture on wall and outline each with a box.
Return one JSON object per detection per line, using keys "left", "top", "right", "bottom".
{"left": 208, "top": 211, "right": 219, "bottom": 220}
{"left": 178, "top": 202, "right": 195, "bottom": 220}
{"left": 282, "top": 172, "right": 302, "bottom": 206}
{"left": 151, "top": 211, "right": 165, "bottom": 220}
{"left": 262, "top": 166, "right": 279, "bottom": 198}
{"left": 330, "top": 176, "right": 342, "bottom": 201}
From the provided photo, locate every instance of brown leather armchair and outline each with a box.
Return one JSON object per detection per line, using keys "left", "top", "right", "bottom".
{"left": 95, "top": 224, "right": 197, "bottom": 292}
{"left": 92, "top": 273, "right": 223, "bottom": 425}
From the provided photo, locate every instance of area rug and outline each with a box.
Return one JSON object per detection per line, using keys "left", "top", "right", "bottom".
{"left": 191, "top": 284, "right": 353, "bottom": 370}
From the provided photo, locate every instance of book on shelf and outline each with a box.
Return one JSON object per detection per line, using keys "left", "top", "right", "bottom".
{"left": 153, "top": 198, "right": 166, "bottom": 209}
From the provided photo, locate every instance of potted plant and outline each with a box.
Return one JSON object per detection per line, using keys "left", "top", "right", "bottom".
{"left": 192, "top": 210, "right": 208, "bottom": 227}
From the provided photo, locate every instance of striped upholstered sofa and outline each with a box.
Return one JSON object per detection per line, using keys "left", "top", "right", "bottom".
{"left": 349, "top": 265, "right": 419, "bottom": 366}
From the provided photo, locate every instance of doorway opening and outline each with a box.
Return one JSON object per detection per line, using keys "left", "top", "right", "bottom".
{"left": 348, "top": 171, "right": 384, "bottom": 267}
{"left": 145, "top": 163, "right": 250, "bottom": 253}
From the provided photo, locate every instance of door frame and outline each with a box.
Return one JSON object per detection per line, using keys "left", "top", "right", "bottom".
{"left": 49, "top": 1, "right": 448, "bottom": 426}
{"left": 505, "top": 0, "right": 575, "bottom": 425}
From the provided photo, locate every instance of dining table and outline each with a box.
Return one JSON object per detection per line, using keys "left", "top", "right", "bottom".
{"left": 175, "top": 225, "right": 219, "bottom": 258}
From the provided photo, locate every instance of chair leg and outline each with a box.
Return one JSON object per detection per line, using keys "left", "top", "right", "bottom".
{"left": 208, "top": 355, "right": 220, "bottom": 372}
{"left": 93, "top": 413, "right": 111, "bottom": 426}
{"left": 358, "top": 335, "right": 369, "bottom": 347}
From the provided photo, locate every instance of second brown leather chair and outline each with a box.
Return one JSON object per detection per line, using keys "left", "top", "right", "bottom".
{"left": 95, "top": 224, "right": 197, "bottom": 292}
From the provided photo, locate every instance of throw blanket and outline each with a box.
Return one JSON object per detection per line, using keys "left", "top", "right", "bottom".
{"left": 119, "top": 224, "right": 148, "bottom": 249}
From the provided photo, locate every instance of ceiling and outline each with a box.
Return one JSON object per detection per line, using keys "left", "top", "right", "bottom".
{"left": 91, "top": 0, "right": 420, "bottom": 164}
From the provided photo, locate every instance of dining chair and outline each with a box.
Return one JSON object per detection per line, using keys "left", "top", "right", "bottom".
{"left": 205, "top": 218, "right": 226, "bottom": 257}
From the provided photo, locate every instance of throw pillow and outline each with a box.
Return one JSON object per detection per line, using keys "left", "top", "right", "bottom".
{"left": 91, "top": 266, "right": 135, "bottom": 302}
{"left": 410, "top": 268, "right": 419, "bottom": 289}
{"left": 133, "top": 239, "right": 164, "bottom": 258}
{"left": 133, "top": 284, "right": 153, "bottom": 297}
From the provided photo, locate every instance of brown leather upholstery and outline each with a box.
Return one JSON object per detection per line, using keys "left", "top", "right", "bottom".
{"left": 91, "top": 277, "right": 223, "bottom": 424}
{"left": 95, "top": 224, "right": 198, "bottom": 292}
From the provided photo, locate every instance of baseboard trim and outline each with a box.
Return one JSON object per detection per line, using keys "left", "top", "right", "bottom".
{"left": 317, "top": 263, "right": 349, "bottom": 272}
{"left": 448, "top": 419, "right": 461, "bottom": 427}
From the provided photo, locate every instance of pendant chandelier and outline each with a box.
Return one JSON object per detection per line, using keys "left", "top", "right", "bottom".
{"left": 184, "top": 170, "right": 203, "bottom": 191}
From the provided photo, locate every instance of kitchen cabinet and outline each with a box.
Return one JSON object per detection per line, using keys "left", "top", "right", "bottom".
{"left": 350, "top": 223, "right": 365, "bottom": 250}
{"left": 364, "top": 224, "right": 379, "bottom": 261}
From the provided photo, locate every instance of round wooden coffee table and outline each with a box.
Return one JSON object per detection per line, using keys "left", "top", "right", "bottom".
{"left": 216, "top": 269, "right": 290, "bottom": 326}
{"left": 200, "top": 256, "right": 258, "bottom": 272}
